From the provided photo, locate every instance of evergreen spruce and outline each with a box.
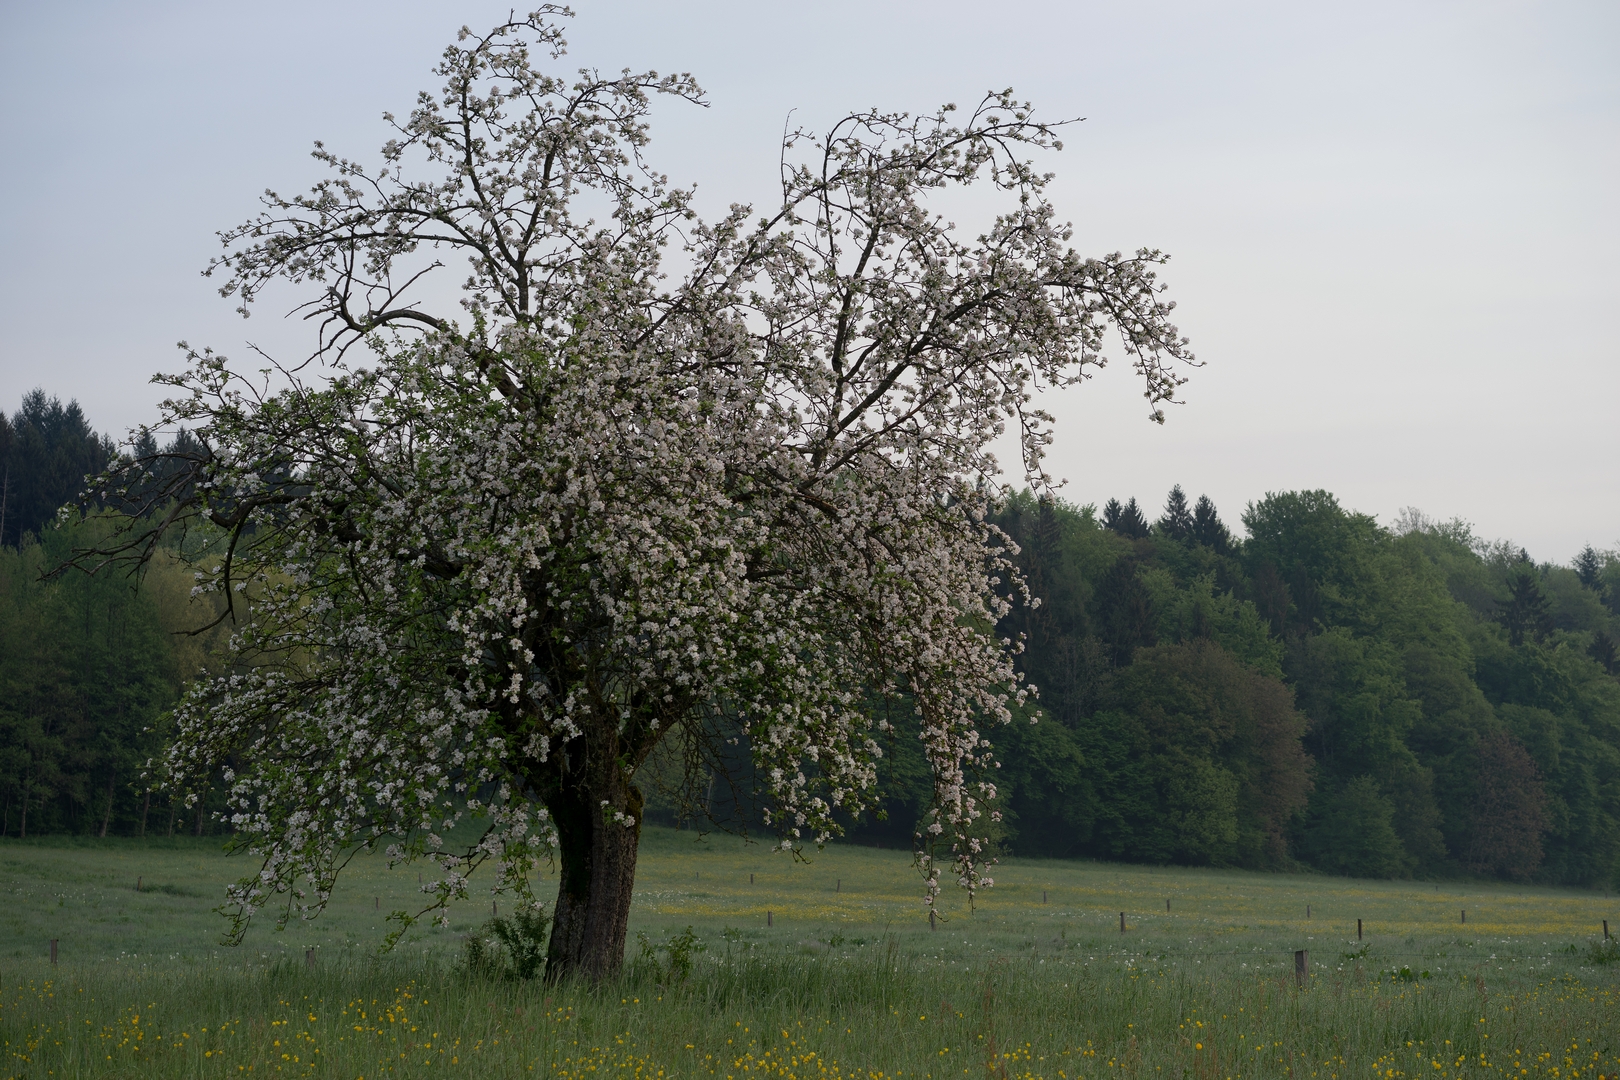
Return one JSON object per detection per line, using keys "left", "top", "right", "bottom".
{"left": 0, "top": 389, "right": 115, "bottom": 548}
{"left": 1574, "top": 545, "right": 1603, "bottom": 590}
{"left": 1497, "top": 567, "right": 1553, "bottom": 647}
{"left": 1103, "top": 496, "right": 1150, "bottom": 539}
{"left": 1190, "top": 494, "right": 1231, "bottom": 553}
{"left": 1157, "top": 485, "right": 1193, "bottom": 540}
{"left": 1589, "top": 629, "right": 1619, "bottom": 676}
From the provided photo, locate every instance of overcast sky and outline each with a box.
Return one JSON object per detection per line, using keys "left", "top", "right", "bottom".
{"left": 1, "top": 1, "right": 1615, "bottom": 561}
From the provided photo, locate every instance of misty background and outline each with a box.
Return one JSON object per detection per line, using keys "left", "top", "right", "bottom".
{"left": 1, "top": 0, "right": 1614, "bottom": 560}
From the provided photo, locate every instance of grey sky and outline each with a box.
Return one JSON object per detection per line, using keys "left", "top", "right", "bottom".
{"left": 1, "top": 1, "right": 1614, "bottom": 561}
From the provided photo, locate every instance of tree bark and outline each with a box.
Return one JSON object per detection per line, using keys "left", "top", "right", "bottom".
{"left": 544, "top": 782, "right": 644, "bottom": 983}
{"left": 100, "top": 774, "right": 115, "bottom": 838}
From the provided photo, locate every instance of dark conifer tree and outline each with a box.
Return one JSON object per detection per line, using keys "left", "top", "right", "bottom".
{"left": 1576, "top": 546, "right": 1620, "bottom": 616}
{"left": 1094, "top": 557, "right": 1156, "bottom": 664}
{"left": 1574, "top": 545, "right": 1606, "bottom": 594}
{"left": 1157, "top": 485, "right": 1193, "bottom": 540}
{"left": 0, "top": 412, "right": 15, "bottom": 548}
{"left": 1102, "top": 497, "right": 1123, "bottom": 532}
{"left": 1191, "top": 494, "right": 1231, "bottom": 554}
{"left": 118, "top": 428, "right": 205, "bottom": 517}
{"left": 1103, "top": 496, "right": 1150, "bottom": 539}
{"left": 1590, "top": 629, "right": 1619, "bottom": 676}
{"left": 1, "top": 390, "right": 115, "bottom": 547}
{"left": 1497, "top": 567, "right": 1553, "bottom": 647}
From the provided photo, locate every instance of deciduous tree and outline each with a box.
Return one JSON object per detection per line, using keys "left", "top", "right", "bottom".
{"left": 83, "top": 9, "right": 1194, "bottom": 980}
{"left": 1466, "top": 732, "right": 1548, "bottom": 881}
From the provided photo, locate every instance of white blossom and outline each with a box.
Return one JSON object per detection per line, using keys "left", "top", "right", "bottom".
{"left": 96, "top": 8, "right": 1193, "bottom": 956}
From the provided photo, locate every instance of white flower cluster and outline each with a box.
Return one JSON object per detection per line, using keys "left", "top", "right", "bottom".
{"left": 126, "top": 8, "right": 1193, "bottom": 948}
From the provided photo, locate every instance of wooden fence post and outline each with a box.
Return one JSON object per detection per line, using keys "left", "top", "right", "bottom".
{"left": 50, "top": 939, "right": 57, "bottom": 966}
{"left": 767, "top": 910, "right": 772, "bottom": 927}
{"left": 1461, "top": 909, "right": 1466, "bottom": 924}
{"left": 1295, "top": 949, "right": 1308, "bottom": 987}
{"left": 1119, "top": 912, "right": 1126, "bottom": 934}
{"left": 305, "top": 948, "right": 315, "bottom": 972}
{"left": 1357, "top": 918, "right": 1363, "bottom": 941}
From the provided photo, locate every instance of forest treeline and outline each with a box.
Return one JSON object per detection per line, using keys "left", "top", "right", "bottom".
{"left": 3, "top": 391, "right": 1619, "bottom": 887}
{"left": 1, "top": 391, "right": 224, "bottom": 838}
{"left": 844, "top": 489, "right": 1620, "bottom": 887}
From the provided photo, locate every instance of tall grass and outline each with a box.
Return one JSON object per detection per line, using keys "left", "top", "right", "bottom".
{"left": 3, "top": 947, "right": 1616, "bottom": 1079}
{"left": 3, "top": 829, "right": 1617, "bottom": 1078}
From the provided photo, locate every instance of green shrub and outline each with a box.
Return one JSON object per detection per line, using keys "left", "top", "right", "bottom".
{"left": 1585, "top": 938, "right": 1620, "bottom": 966}
{"left": 462, "top": 904, "right": 550, "bottom": 980}
{"left": 635, "top": 925, "right": 706, "bottom": 984}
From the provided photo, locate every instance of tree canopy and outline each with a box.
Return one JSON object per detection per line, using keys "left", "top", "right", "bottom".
{"left": 975, "top": 490, "right": 1620, "bottom": 887}
{"left": 77, "top": 9, "right": 1194, "bottom": 980}
{"left": 0, "top": 390, "right": 115, "bottom": 549}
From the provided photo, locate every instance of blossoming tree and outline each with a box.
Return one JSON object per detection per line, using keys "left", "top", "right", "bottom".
{"left": 98, "top": 8, "right": 1194, "bottom": 980}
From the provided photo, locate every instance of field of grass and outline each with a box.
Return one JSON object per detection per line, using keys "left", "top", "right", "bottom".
{"left": 3, "top": 827, "right": 1617, "bottom": 1079}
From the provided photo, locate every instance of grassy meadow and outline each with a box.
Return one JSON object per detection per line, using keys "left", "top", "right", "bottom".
{"left": 2, "top": 827, "right": 1617, "bottom": 1079}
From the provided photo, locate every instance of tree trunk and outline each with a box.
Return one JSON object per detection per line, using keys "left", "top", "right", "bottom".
{"left": 544, "top": 783, "right": 644, "bottom": 983}
{"left": 100, "top": 774, "right": 115, "bottom": 837}
{"left": 139, "top": 790, "right": 150, "bottom": 838}
{"left": 19, "top": 773, "right": 29, "bottom": 839}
